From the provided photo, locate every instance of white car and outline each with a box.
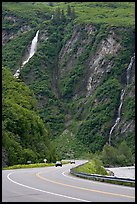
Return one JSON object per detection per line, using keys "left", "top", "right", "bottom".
{"left": 55, "top": 161, "right": 62, "bottom": 167}
{"left": 70, "top": 160, "right": 75, "bottom": 164}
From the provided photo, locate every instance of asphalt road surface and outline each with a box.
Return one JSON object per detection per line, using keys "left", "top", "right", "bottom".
{"left": 2, "top": 160, "right": 135, "bottom": 202}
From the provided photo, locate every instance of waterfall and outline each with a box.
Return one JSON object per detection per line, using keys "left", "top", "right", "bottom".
{"left": 108, "top": 54, "right": 135, "bottom": 145}
{"left": 51, "top": 15, "right": 54, "bottom": 20}
{"left": 14, "top": 30, "right": 39, "bottom": 78}
{"left": 126, "top": 53, "right": 135, "bottom": 85}
{"left": 22, "top": 30, "right": 39, "bottom": 66}
{"left": 108, "top": 89, "right": 125, "bottom": 145}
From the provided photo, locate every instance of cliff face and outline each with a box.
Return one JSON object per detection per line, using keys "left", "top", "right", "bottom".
{"left": 2, "top": 5, "right": 135, "bottom": 159}
{"left": 57, "top": 24, "right": 135, "bottom": 150}
{"left": 59, "top": 25, "right": 122, "bottom": 98}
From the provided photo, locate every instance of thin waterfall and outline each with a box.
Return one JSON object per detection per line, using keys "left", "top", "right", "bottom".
{"left": 14, "top": 30, "right": 39, "bottom": 78}
{"left": 108, "top": 89, "right": 125, "bottom": 145}
{"left": 108, "top": 54, "right": 135, "bottom": 145}
{"left": 127, "top": 53, "right": 135, "bottom": 85}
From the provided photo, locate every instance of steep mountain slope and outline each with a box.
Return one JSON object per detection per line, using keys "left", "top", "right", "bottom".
{"left": 2, "top": 67, "right": 57, "bottom": 166}
{"left": 2, "top": 2, "right": 135, "bottom": 161}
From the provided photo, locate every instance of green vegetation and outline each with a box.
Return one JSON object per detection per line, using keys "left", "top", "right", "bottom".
{"left": 52, "top": 129, "right": 90, "bottom": 159}
{"left": 100, "top": 141, "right": 134, "bottom": 167}
{"left": 2, "top": 162, "right": 55, "bottom": 170}
{"left": 122, "top": 86, "right": 135, "bottom": 121}
{"left": 2, "top": 160, "right": 69, "bottom": 170}
{"left": 2, "top": 30, "right": 34, "bottom": 72}
{"left": 74, "top": 159, "right": 108, "bottom": 175}
{"left": 71, "top": 159, "right": 134, "bottom": 187}
{"left": 2, "top": 2, "right": 135, "bottom": 167}
{"left": 2, "top": 67, "right": 58, "bottom": 165}
{"left": 2, "top": 2, "right": 135, "bottom": 27}
{"left": 75, "top": 78, "right": 121, "bottom": 152}
{"left": 60, "top": 64, "right": 85, "bottom": 99}
{"left": 73, "top": 2, "right": 135, "bottom": 27}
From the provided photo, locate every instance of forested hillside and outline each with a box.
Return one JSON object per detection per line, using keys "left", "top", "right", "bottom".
{"left": 2, "top": 67, "right": 57, "bottom": 166}
{"left": 2, "top": 2, "right": 135, "bottom": 166}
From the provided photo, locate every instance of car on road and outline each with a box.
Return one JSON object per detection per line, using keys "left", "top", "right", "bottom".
{"left": 55, "top": 161, "right": 62, "bottom": 167}
{"left": 70, "top": 160, "right": 75, "bottom": 164}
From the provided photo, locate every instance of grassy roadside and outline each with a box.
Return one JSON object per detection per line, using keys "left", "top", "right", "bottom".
{"left": 73, "top": 159, "right": 108, "bottom": 175}
{"left": 2, "top": 161, "right": 69, "bottom": 170}
{"left": 71, "top": 159, "right": 135, "bottom": 187}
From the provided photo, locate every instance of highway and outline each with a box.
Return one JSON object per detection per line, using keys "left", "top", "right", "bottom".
{"left": 2, "top": 160, "right": 135, "bottom": 202}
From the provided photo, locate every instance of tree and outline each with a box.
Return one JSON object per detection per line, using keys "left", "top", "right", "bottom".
{"left": 2, "top": 67, "right": 57, "bottom": 166}
{"left": 117, "top": 141, "right": 133, "bottom": 166}
{"left": 57, "top": 7, "right": 61, "bottom": 20}
{"left": 71, "top": 7, "right": 76, "bottom": 19}
{"left": 101, "top": 144, "right": 117, "bottom": 167}
{"left": 22, "top": 148, "right": 37, "bottom": 163}
{"left": 67, "top": 5, "right": 71, "bottom": 17}
{"left": 101, "top": 141, "right": 134, "bottom": 167}
{"left": 61, "top": 9, "right": 66, "bottom": 22}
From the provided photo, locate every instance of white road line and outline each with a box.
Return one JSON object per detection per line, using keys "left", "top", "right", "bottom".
{"left": 7, "top": 172, "right": 91, "bottom": 202}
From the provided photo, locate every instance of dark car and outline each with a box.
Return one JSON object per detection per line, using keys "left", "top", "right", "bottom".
{"left": 55, "top": 161, "right": 62, "bottom": 167}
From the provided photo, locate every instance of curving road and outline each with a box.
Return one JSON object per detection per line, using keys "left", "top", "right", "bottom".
{"left": 2, "top": 160, "right": 135, "bottom": 202}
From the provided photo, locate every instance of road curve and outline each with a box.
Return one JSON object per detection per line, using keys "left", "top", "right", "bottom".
{"left": 2, "top": 160, "right": 135, "bottom": 202}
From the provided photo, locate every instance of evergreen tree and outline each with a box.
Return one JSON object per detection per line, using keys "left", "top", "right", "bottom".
{"left": 117, "top": 141, "right": 133, "bottom": 166}
{"left": 52, "top": 7, "right": 61, "bottom": 25}
{"left": 67, "top": 5, "right": 71, "bottom": 17}
{"left": 71, "top": 7, "right": 76, "bottom": 19}
{"left": 101, "top": 144, "right": 117, "bottom": 167}
{"left": 61, "top": 9, "right": 66, "bottom": 22}
{"left": 57, "top": 7, "right": 61, "bottom": 20}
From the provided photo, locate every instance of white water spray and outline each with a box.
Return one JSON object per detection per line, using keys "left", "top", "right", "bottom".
{"left": 108, "top": 89, "right": 125, "bottom": 145}
{"left": 108, "top": 54, "right": 135, "bottom": 145}
{"left": 126, "top": 53, "right": 135, "bottom": 85}
{"left": 14, "top": 30, "right": 39, "bottom": 78}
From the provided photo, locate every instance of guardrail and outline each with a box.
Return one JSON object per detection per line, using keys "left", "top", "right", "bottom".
{"left": 70, "top": 168, "right": 135, "bottom": 186}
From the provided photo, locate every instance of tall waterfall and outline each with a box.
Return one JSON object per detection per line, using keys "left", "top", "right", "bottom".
{"left": 108, "top": 54, "right": 135, "bottom": 145}
{"left": 14, "top": 30, "right": 39, "bottom": 78}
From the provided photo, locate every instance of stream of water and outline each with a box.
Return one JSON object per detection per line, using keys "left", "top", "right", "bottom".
{"left": 108, "top": 54, "right": 135, "bottom": 145}
{"left": 14, "top": 30, "right": 39, "bottom": 78}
